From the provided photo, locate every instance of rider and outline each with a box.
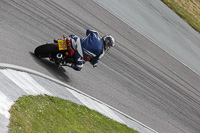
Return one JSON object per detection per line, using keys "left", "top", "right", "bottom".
{"left": 64, "top": 29, "right": 115, "bottom": 71}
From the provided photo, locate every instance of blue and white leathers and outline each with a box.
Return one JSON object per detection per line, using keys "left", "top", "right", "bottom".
{"left": 69, "top": 29, "right": 104, "bottom": 71}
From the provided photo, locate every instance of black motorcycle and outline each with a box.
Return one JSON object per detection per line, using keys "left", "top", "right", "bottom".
{"left": 34, "top": 35, "right": 74, "bottom": 67}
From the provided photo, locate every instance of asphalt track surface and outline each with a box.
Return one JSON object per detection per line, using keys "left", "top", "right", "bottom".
{"left": 0, "top": 0, "right": 200, "bottom": 133}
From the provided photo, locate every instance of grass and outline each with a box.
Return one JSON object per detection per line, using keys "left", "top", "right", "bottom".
{"left": 9, "top": 95, "right": 138, "bottom": 133}
{"left": 161, "top": 0, "right": 200, "bottom": 33}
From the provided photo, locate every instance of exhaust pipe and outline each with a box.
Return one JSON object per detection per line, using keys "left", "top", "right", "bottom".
{"left": 56, "top": 53, "right": 63, "bottom": 59}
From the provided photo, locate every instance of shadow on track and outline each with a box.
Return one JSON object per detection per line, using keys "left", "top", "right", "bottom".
{"left": 29, "top": 52, "right": 71, "bottom": 83}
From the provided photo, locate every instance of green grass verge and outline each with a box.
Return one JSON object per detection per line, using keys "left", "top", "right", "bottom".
{"left": 9, "top": 95, "right": 138, "bottom": 133}
{"left": 161, "top": 0, "right": 200, "bottom": 33}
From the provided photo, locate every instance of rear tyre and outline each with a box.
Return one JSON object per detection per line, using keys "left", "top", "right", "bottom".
{"left": 34, "top": 43, "right": 58, "bottom": 58}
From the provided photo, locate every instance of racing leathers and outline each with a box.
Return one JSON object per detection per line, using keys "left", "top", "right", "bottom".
{"left": 69, "top": 29, "right": 104, "bottom": 71}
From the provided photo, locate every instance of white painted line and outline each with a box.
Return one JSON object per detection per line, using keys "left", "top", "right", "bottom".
{"left": 67, "top": 88, "right": 125, "bottom": 124}
{"left": 0, "top": 69, "right": 52, "bottom": 96}
{"left": 0, "top": 91, "right": 14, "bottom": 119}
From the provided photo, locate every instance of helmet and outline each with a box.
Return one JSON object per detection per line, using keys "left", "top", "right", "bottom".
{"left": 102, "top": 35, "right": 115, "bottom": 51}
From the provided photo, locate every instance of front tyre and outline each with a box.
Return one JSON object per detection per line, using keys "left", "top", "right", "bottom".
{"left": 34, "top": 43, "right": 58, "bottom": 58}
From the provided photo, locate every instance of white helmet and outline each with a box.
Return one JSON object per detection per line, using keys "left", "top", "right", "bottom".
{"left": 102, "top": 35, "right": 115, "bottom": 51}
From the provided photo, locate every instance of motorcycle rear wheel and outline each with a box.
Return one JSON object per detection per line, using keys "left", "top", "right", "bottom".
{"left": 34, "top": 43, "right": 58, "bottom": 58}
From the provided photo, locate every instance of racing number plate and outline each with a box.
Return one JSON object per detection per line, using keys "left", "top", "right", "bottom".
{"left": 58, "top": 39, "right": 67, "bottom": 50}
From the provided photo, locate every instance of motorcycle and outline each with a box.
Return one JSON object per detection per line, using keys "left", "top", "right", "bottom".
{"left": 34, "top": 35, "right": 74, "bottom": 67}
